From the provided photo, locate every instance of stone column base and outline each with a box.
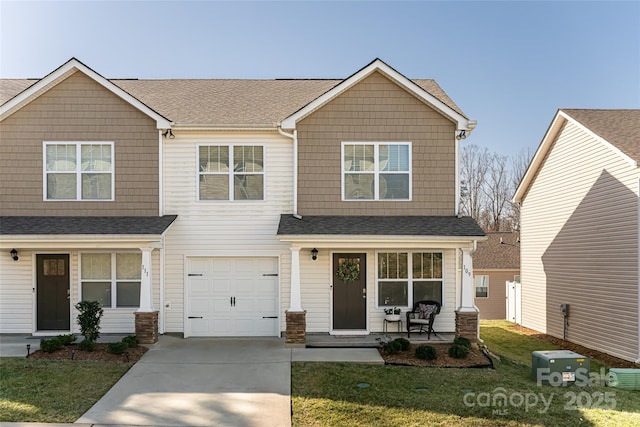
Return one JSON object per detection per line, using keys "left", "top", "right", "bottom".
{"left": 286, "top": 310, "right": 306, "bottom": 347}
{"left": 455, "top": 310, "right": 479, "bottom": 341}
{"left": 135, "top": 311, "right": 159, "bottom": 344}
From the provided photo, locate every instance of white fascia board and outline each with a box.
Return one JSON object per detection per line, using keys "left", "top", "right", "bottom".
{"left": 172, "top": 124, "right": 277, "bottom": 132}
{"left": 0, "top": 235, "right": 164, "bottom": 249}
{"left": 0, "top": 58, "right": 172, "bottom": 129}
{"left": 280, "top": 59, "right": 471, "bottom": 130}
{"left": 513, "top": 111, "right": 566, "bottom": 204}
{"left": 277, "top": 234, "right": 486, "bottom": 249}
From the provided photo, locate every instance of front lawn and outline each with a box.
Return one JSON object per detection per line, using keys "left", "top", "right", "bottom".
{"left": 292, "top": 321, "right": 640, "bottom": 426}
{"left": 0, "top": 358, "right": 132, "bottom": 422}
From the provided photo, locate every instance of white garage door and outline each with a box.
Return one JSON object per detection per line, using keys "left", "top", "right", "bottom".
{"left": 186, "top": 257, "right": 279, "bottom": 337}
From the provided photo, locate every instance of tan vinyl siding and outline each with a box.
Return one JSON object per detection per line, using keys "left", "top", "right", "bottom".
{"left": 161, "top": 131, "right": 293, "bottom": 334}
{"left": 473, "top": 269, "right": 518, "bottom": 320}
{"left": 297, "top": 71, "right": 456, "bottom": 216}
{"left": 0, "top": 71, "right": 159, "bottom": 216}
{"left": 521, "top": 120, "right": 639, "bottom": 362}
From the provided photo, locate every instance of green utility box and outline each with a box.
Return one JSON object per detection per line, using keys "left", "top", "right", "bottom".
{"left": 607, "top": 368, "right": 640, "bottom": 390}
{"left": 532, "top": 350, "right": 589, "bottom": 385}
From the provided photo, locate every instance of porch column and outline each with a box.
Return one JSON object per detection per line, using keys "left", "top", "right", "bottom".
{"left": 135, "top": 247, "right": 158, "bottom": 344}
{"left": 456, "top": 247, "right": 479, "bottom": 341}
{"left": 286, "top": 246, "right": 306, "bottom": 347}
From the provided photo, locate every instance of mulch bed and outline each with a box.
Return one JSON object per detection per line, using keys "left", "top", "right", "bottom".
{"left": 27, "top": 343, "right": 148, "bottom": 363}
{"left": 379, "top": 343, "right": 493, "bottom": 368}
{"left": 508, "top": 324, "right": 640, "bottom": 369}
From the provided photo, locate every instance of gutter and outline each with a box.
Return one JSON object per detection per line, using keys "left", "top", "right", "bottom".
{"left": 277, "top": 125, "right": 298, "bottom": 217}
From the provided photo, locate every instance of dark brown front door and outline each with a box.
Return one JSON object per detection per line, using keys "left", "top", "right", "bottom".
{"left": 37, "top": 254, "right": 70, "bottom": 330}
{"left": 333, "top": 253, "right": 367, "bottom": 330}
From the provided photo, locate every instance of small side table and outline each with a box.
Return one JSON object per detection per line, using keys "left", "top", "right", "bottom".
{"left": 383, "top": 318, "right": 403, "bottom": 333}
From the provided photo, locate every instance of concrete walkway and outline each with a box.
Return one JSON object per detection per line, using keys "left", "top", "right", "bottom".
{"left": 1, "top": 334, "right": 383, "bottom": 427}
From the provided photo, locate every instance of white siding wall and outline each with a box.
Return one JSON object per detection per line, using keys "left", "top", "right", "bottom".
{"left": 162, "top": 131, "right": 293, "bottom": 334}
{"left": 521, "top": 120, "right": 639, "bottom": 361}
{"left": 301, "top": 248, "right": 457, "bottom": 333}
{"left": 0, "top": 249, "right": 160, "bottom": 334}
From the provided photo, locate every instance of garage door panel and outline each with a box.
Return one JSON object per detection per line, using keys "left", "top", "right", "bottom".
{"left": 186, "top": 257, "right": 279, "bottom": 337}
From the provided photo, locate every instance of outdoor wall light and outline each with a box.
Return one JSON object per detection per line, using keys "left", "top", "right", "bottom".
{"left": 456, "top": 130, "right": 467, "bottom": 140}
{"left": 10, "top": 249, "right": 18, "bottom": 261}
{"left": 311, "top": 248, "right": 318, "bottom": 261}
{"left": 162, "top": 129, "right": 175, "bottom": 139}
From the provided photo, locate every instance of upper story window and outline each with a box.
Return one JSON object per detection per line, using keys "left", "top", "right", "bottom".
{"left": 44, "top": 142, "right": 114, "bottom": 201}
{"left": 342, "top": 142, "right": 411, "bottom": 201}
{"left": 198, "top": 144, "right": 264, "bottom": 201}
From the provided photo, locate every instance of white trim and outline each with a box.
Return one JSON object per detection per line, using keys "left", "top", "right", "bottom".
{"left": 455, "top": 136, "right": 461, "bottom": 216}
{"left": 341, "top": 141, "right": 412, "bottom": 201}
{"left": 514, "top": 110, "right": 637, "bottom": 203}
{"left": 0, "top": 237, "right": 164, "bottom": 249}
{"left": 78, "top": 251, "right": 142, "bottom": 309}
{"left": 195, "top": 143, "right": 266, "bottom": 202}
{"left": 0, "top": 58, "right": 172, "bottom": 129}
{"left": 277, "top": 235, "right": 484, "bottom": 247}
{"left": 43, "top": 141, "right": 115, "bottom": 202}
{"left": 158, "top": 130, "right": 164, "bottom": 216}
{"left": 281, "top": 59, "right": 471, "bottom": 130}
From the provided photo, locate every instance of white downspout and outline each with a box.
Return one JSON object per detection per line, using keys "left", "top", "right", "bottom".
{"left": 277, "top": 126, "right": 298, "bottom": 216}
{"left": 158, "top": 130, "right": 165, "bottom": 334}
{"left": 455, "top": 134, "right": 460, "bottom": 216}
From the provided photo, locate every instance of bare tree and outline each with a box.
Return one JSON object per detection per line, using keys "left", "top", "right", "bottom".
{"left": 507, "top": 147, "right": 534, "bottom": 230}
{"left": 483, "top": 154, "right": 511, "bottom": 231}
{"left": 459, "top": 144, "right": 490, "bottom": 222}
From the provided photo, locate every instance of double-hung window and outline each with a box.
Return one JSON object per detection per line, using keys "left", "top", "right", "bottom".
{"left": 44, "top": 142, "right": 113, "bottom": 200}
{"left": 80, "top": 253, "right": 141, "bottom": 308}
{"left": 198, "top": 145, "right": 264, "bottom": 200}
{"left": 342, "top": 142, "right": 411, "bottom": 200}
{"left": 475, "top": 275, "right": 489, "bottom": 298}
{"left": 377, "top": 252, "right": 443, "bottom": 307}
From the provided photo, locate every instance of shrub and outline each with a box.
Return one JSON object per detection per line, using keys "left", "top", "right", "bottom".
{"left": 78, "top": 339, "right": 96, "bottom": 352}
{"left": 383, "top": 340, "right": 402, "bottom": 355}
{"left": 448, "top": 344, "right": 470, "bottom": 359}
{"left": 75, "top": 300, "right": 103, "bottom": 343}
{"left": 415, "top": 345, "right": 437, "bottom": 360}
{"left": 57, "top": 334, "right": 77, "bottom": 346}
{"left": 122, "top": 335, "right": 139, "bottom": 348}
{"left": 453, "top": 336, "right": 472, "bottom": 350}
{"left": 393, "top": 337, "right": 410, "bottom": 351}
{"left": 40, "top": 337, "right": 64, "bottom": 353}
{"left": 107, "top": 342, "right": 129, "bottom": 354}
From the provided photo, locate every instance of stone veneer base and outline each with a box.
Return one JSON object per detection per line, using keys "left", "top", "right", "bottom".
{"left": 286, "top": 310, "right": 306, "bottom": 347}
{"left": 135, "top": 311, "right": 159, "bottom": 344}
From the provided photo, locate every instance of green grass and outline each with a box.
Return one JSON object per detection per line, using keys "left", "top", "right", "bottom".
{"left": 0, "top": 358, "right": 132, "bottom": 422}
{"left": 292, "top": 320, "right": 640, "bottom": 427}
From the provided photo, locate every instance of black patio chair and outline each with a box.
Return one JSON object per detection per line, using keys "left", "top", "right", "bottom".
{"left": 406, "top": 300, "right": 441, "bottom": 339}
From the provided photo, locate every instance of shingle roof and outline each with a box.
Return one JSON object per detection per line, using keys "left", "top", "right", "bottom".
{"left": 473, "top": 231, "right": 520, "bottom": 270}
{"left": 277, "top": 215, "right": 485, "bottom": 237}
{"left": 0, "top": 75, "right": 463, "bottom": 126}
{"left": 0, "top": 216, "right": 177, "bottom": 235}
{"left": 562, "top": 109, "right": 640, "bottom": 163}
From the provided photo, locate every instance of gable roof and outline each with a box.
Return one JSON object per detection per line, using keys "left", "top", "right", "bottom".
{"left": 514, "top": 109, "right": 640, "bottom": 203}
{"left": 0, "top": 58, "right": 172, "bottom": 129}
{"left": 473, "top": 231, "right": 520, "bottom": 270}
{"left": 280, "top": 58, "right": 473, "bottom": 131}
{"left": 1, "top": 58, "right": 469, "bottom": 129}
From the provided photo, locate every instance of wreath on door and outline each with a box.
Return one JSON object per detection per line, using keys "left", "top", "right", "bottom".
{"left": 337, "top": 259, "right": 360, "bottom": 282}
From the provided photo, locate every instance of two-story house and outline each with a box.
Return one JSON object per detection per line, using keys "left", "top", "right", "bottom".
{"left": 0, "top": 58, "right": 484, "bottom": 345}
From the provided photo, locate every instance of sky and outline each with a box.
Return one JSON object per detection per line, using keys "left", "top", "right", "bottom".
{"left": 1, "top": 1, "right": 639, "bottom": 158}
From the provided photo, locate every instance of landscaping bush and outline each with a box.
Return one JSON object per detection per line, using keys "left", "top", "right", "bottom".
{"left": 75, "top": 300, "right": 103, "bottom": 343}
{"left": 415, "top": 345, "right": 437, "bottom": 360}
{"left": 107, "top": 342, "right": 129, "bottom": 354}
{"left": 383, "top": 340, "right": 403, "bottom": 355}
{"left": 122, "top": 335, "right": 139, "bottom": 348}
{"left": 57, "top": 333, "right": 77, "bottom": 346}
{"left": 448, "top": 343, "right": 470, "bottom": 359}
{"left": 78, "top": 339, "right": 96, "bottom": 352}
{"left": 40, "top": 337, "right": 64, "bottom": 353}
{"left": 393, "top": 337, "right": 410, "bottom": 351}
{"left": 453, "top": 336, "right": 472, "bottom": 350}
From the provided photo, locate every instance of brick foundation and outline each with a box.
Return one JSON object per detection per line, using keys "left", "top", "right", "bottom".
{"left": 455, "top": 310, "right": 479, "bottom": 341}
{"left": 135, "top": 311, "right": 159, "bottom": 344}
{"left": 286, "top": 310, "right": 306, "bottom": 347}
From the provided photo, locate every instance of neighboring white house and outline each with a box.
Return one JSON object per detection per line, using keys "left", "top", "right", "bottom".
{"left": 514, "top": 109, "right": 640, "bottom": 363}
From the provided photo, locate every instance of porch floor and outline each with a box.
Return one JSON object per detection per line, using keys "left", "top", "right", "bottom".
{"left": 305, "top": 332, "right": 456, "bottom": 348}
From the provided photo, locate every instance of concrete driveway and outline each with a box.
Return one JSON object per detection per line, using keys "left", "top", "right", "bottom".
{"left": 76, "top": 335, "right": 291, "bottom": 427}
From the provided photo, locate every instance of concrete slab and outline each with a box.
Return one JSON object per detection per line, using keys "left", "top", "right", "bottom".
{"left": 76, "top": 335, "right": 291, "bottom": 427}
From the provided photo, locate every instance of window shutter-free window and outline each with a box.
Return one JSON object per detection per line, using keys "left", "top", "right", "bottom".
{"left": 198, "top": 144, "right": 264, "bottom": 201}
{"left": 81, "top": 252, "right": 141, "bottom": 308}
